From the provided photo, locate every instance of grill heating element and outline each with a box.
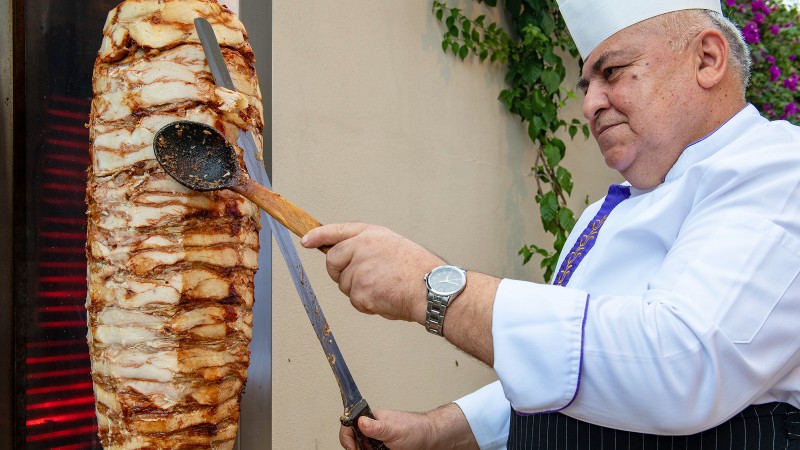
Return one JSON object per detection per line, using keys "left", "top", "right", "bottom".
{"left": 24, "top": 94, "right": 100, "bottom": 449}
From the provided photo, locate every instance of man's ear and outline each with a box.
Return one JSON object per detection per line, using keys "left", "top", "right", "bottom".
{"left": 694, "top": 28, "right": 729, "bottom": 89}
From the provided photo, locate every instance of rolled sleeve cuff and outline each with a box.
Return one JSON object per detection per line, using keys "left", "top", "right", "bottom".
{"left": 454, "top": 381, "right": 510, "bottom": 450}
{"left": 493, "top": 278, "right": 589, "bottom": 413}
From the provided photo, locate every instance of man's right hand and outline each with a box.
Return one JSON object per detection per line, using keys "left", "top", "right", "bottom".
{"left": 339, "top": 403, "right": 479, "bottom": 450}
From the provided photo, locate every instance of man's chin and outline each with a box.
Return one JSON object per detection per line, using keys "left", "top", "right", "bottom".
{"left": 601, "top": 146, "right": 635, "bottom": 173}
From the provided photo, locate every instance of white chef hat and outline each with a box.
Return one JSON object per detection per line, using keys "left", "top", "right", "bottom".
{"left": 558, "top": 0, "right": 723, "bottom": 59}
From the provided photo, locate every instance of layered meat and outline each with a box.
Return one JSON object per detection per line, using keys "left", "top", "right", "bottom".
{"left": 86, "top": 1, "right": 264, "bottom": 448}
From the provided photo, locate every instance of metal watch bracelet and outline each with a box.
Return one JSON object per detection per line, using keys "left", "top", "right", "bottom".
{"left": 425, "top": 292, "right": 451, "bottom": 336}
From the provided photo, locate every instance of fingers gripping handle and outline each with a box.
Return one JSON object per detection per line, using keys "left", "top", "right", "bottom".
{"left": 340, "top": 399, "right": 389, "bottom": 450}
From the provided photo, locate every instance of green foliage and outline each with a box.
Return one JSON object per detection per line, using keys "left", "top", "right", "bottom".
{"left": 722, "top": 0, "right": 800, "bottom": 124}
{"left": 432, "top": 0, "right": 587, "bottom": 281}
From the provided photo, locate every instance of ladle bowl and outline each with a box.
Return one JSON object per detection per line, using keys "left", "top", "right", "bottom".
{"left": 154, "top": 121, "right": 240, "bottom": 192}
{"left": 153, "top": 120, "right": 325, "bottom": 246}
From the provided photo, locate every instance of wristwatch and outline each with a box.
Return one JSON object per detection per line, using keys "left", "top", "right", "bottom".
{"left": 424, "top": 265, "right": 467, "bottom": 336}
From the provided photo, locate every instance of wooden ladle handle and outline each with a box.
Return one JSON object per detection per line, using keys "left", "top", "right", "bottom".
{"left": 233, "top": 179, "right": 329, "bottom": 253}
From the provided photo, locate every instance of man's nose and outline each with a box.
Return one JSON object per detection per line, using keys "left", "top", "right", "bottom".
{"left": 582, "top": 83, "right": 610, "bottom": 121}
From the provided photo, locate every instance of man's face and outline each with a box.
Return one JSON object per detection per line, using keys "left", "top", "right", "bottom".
{"left": 578, "top": 24, "right": 699, "bottom": 189}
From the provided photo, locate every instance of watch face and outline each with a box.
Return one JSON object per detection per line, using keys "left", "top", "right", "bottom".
{"left": 427, "top": 266, "right": 466, "bottom": 296}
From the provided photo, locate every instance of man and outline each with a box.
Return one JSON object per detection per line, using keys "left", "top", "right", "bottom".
{"left": 301, "top": 1, "right": 800, "bottom": 448}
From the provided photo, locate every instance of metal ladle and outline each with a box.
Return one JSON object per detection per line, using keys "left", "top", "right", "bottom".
{"left": 153, "top": 120, "right": 324, "bottom": 245}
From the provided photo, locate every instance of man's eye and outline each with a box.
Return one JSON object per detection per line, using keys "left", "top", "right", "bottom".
{"left": 603, "top": 66, "right": 620, "bottom": 78}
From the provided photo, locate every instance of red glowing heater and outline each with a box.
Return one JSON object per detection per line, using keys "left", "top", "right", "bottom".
{"left": 21, "top": 92, "right": 99, "bottom": 450}
{"left": 3, "top": 1, "right": 273, "bottom": 448}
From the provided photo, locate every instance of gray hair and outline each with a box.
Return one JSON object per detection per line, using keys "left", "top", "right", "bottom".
{"left": 643, "top": 10, "right": 752, "bottom": 93}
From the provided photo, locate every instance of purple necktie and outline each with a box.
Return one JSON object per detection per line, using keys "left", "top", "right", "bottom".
{"left": 553, "top": 184, "right": 631, "bottom": 287}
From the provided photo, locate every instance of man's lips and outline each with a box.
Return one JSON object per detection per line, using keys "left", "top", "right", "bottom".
{"left": 595, "top": 122, "right": 622, "bottom": 137}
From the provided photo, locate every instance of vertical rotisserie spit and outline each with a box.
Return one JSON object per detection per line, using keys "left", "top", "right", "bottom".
{"left": 85, "top": 1, "right": 264, "bottom": 447}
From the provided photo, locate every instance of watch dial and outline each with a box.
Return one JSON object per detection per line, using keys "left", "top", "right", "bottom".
{"left": 428, "top": 266, "right": 466, "bottom": 296}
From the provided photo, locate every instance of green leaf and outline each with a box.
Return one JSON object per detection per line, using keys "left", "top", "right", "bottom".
{"left": 557, "top": 206, "right": 576, "bottom": 231}
{"left": 541, "top": 69, "right": 561, "bottom": 95}
{"left": 568, "top": 124, "right": 578, "bottom": 139}
{"left": 554, "top": 229, "right": 568, "bottom": 252}
{"left": 532, "top": 244, "right": 550, "bottom": 257}
{"left": 543, "top": 266, "right": 555, "bottom": 283}
{"left": 551, "top": 137, "right": 566, "bottom": 156}
{"left": 539, "top": 191, "right": 559, "bottom": 229}
{"left": 516, "top": 98, "right": 532, "bottom": 121}
{"left": 458, "top": 45, "right": 469, "bottom": 60}
{"left": 451, "top": 41, "right": 459, "bottom": 55}
{"left": 543, "top": 45, "right": 560, "bottom": 66}
{"left": 541, "top": 254, "right": 556, "bottom": 270}
{"left": 441, "top": 39, "right": 449, "bottom": 53}
{"left": 436, "top": 8, "right": 443, "bottom": 22}
{"left": 540, "top": 11, "right": 556, "bottom": 36}
{"left": 543, "top": 143, "right": 562, "bottom": 166}
{"left": 555, "top": 166, "right": 574, "bottom": 195}
{"left": 498, "top": 89, "right": 510, "bottom": 108}
{"left": 528, "top": 117, "right": 545, "bottom": 140}
{"left": 521, "top": 58, "right": 544, "bottom": 85}
{"left": 518, "top": 246, "right": 533, "bottom": 264}
{"left": 531, "top": 90, "right": 546, "bottom": 110}
{"left": 541, "top": 101, "right": 557, "bottom": 125}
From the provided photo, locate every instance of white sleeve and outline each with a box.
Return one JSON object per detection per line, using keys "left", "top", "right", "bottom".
{"left": 452, "top": 280, "right": 590, "bottom": 448}
{"left": 453, "top": 381, "right": 510, "bottom": 450}
{"left": 492, "top": 279, "right": 591, "bottom": 412}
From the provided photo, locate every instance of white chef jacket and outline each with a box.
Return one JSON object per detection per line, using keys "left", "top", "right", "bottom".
{"left": 454, "top": 104, "right": 800, "bottom": 449}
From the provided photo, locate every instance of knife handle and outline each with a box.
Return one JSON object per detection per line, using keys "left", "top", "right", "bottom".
{"left": 340, "top": 399, "right": 389, "bottom": 450}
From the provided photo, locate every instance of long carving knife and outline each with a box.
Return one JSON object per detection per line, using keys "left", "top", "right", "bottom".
{"left": 194, "top": 18, "right": 387, "bottom": 450}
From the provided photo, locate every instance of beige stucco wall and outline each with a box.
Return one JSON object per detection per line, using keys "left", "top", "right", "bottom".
{"left": 270, "top": 2, "right": 621, "bottom": 448}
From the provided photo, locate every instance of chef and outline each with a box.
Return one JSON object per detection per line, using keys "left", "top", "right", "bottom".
{"left": 301, "top": 0, "right": 800, "bottom": 448}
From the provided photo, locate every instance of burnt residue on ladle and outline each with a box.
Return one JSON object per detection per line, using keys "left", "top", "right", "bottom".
{"left": 153, "top": 120, "right": 327, "bottom": 246}
{"left": 153, "top": 121, "right": 240, "bottom": 191}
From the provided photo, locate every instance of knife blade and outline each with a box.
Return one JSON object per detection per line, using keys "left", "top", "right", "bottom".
{"left": 194, "top": 18, "right": 387, "bottom": 450}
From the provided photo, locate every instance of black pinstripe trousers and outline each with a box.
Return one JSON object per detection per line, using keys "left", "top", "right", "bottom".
{"left": 508, "top": 402, "right": 800, "bottom": 449}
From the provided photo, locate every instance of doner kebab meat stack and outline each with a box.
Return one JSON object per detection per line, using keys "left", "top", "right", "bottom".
{"left": 85, "top": 0, "right": 263, "bottom": 448}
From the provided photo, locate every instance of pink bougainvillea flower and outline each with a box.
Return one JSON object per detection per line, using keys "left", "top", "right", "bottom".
{"left": 770, "top": 65, "right": 782, "bottom": 82}
{"left": 751, "top": 0, "right": 771, "bottom": 14}
{"left": 784, "top": 74, "right": 798, "bottom": 92}
{"left": 743, "top": 21, "right": 761, "bottom": 43}
{"left": 782, "top": 103, "right": 798, "bottom": 120}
